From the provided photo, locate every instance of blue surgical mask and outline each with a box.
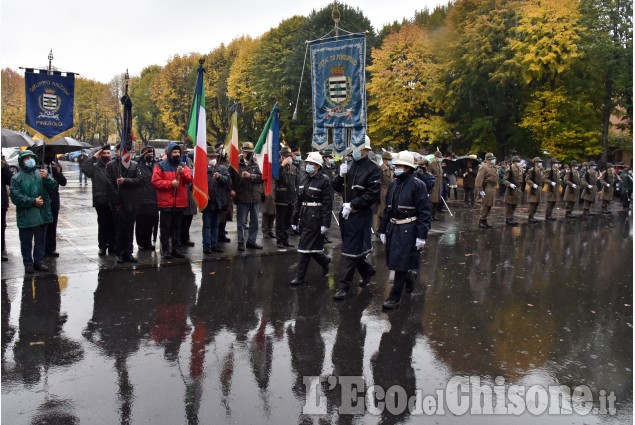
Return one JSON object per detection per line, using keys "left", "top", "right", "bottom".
{"left": 592, "top": 166, "right": 597, "bottom": 170}
{"left": 352, "top": 150, "right": 362, "bottom": 161}
{"left": 394, "top": 167, "right": 405, "bottom": 176}
{"left": 24, "top": 158, "right": 36, "bottom": 169}
{"left": 490, "top": 159, "right": 496, "bottom": 165}
{"left": 305, "top": 164, "right": 315, "bottom": 174}
{"left": 328, "top": 158, "right": 334, "bottom": 166}
{"left": 388, "top": 160, "right": 393, "bottom": 166}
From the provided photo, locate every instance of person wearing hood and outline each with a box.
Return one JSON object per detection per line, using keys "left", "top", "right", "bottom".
{"left": 81, "top": 145, "right": 116, "bottom": 255}
{"left": 289, "top": 152, "right": 333, "bottom": 285}
{"left": 10, "top": 150, "right": 58, "bottom": 273}
{"left": 135, "top": 146, "right": 159, "bottom": 251}
{"left": 378, "top": 151, "right": 431, "bottom": 309}
{"left": 152, "top": 142, "right": 193, "bottom": 259}
{"left": 332, "top": 137, "right": 381, "bottom": 300}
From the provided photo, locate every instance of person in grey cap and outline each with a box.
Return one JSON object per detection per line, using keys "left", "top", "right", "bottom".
{"left": 542, "top": 158, "right": 561, "bottom": 221}
{"left": 475, "top": 153, "right": 497, "bottom": 228}
{"left": 599, "top": 163, "right": 616, "bottom": 214}
{"left": 503, "top": 155, "right": 523, "bottom": 225}
{"left": 563, "top": 160, "right": 581, "bottom": 218}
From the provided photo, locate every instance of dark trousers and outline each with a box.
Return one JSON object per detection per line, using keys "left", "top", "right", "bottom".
{"left": 389, "top": 270, "right": 416, "bottom": 302}
{"left": 262, "top": 213, "right": 275, "bottom": 236}
{"left": 464, "top": 188, "right": 475, "bottom": 206}
{"left": 545, "top": 201, "right": 556, "bottom": 218}
{"left": 566, "top": 202, "right": 576, "bottom": 213}
{"left": 113, "top": 208, "right": 136, "bottom": 256}
{"left": 337, "top": 255, "right": 375, "bottom": 292}
{"left": 296, "top": 252, "right": 330, "bottom": 280}
{"left": 275, "top": 204, "right": 293, "bottom": 243}
{"left": 160, "top": 210, "right": 184, "bottom": 253}
{"left": 505, "top": 203, "right": 517, "bottom": 221}
{"left": 135, "top": 205, "right": 159, "bottom": 248}
{"left": 95, "top": 204, "right": 115, "bottom": 250}
{"left": 621, "top": 193, "right": 631, "bottom": 209}
{"left": 528, "top": 202, "right": 539, "bottom": 219}
{"left": 218, "top": 222, "right": 228, "bottom": 241}
{"left": 1, "top": 208, "right": 6, "bottom": 252}
{"left": 19, "top": 224, "right": 47, "bottom": 266}
{"left": 45, "top": 207, "right": 59, "bottom": 254}
{"left": 181, "top": 214, "right": 194, "bottom": 243}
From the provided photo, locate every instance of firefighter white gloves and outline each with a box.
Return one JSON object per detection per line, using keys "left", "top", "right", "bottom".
{"left": 339, "top": 163, "right": 348, "bottom": 177}
{"left": 320, "top": 226, "right": 328, "bottom": 234}
{"left": 291, "top": 224, "right": 298, "bottom": 232}
{"left": 341, "top": 203, "right": 352, "bottom": 219}
{"left": 416, "top": 238, "right": 426, "bottom": 250}
{"left": 380, "top": 234, "right": 386, "bottom": 245}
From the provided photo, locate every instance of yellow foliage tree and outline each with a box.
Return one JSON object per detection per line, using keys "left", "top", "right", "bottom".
{"left": 1, "top": 68, "right": 26, "bottom": 131}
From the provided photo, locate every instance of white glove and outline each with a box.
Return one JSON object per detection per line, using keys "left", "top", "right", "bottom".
{"left": 380, "top": 234, "right": 386, "bottom": 245}
{"left": 291, "top": 224, "right": 298, "bottom": 231}
{"left": 509, "top": 183, "right": 516, "bottom": 190}
{"left": 572, "top": 184, "right": 577, "bottom": 189}
{"left": 479, "top": 191, "right": 486, "bottom": 197}
{"left": 320, "top": 226, "right": 328, "bottom": 234}
{"left": 339, "top": 163, "right": 348, "bottom": 177}
{"left": 415, "top": 238, "right": 426, "bottom": 250}
{"left": 341, "top": 203, "right": 351, "bottom": 220}
{"left": 533, "top": 184, "right": 538, "bottom": 190}
{"left": 551, "top": 182, "right": 556, "bottom": 187}
{"left": 606, "top": 183, "right": 610, "bottom": 187}
{"left": 588, "top": 185, "right": 592, "bottom": 189}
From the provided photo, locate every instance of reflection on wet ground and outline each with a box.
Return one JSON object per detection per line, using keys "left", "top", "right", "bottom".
{"left": 2, "top": 213, "right": 632, "bottom": 424}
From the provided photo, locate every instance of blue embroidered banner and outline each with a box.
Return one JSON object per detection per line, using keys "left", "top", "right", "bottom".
{"left": 310, "top": 34, "right": 366, "bottom": 155}
{"left": 25, "top": 70, "right": 75, "bottom": 141}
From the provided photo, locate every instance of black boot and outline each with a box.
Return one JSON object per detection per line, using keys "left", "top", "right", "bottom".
{"left": 315, "top": 253, "right": 331, "bottom": 276}
{"left": 479, "top": 219, "right": 490, "bottom": 229}
{"left": 290, "top": 254, "right": 310, "bottom": 286}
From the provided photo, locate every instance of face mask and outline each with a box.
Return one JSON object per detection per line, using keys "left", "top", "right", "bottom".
{"left": 388, "top": 160, "right": 393, "bottom": 166}
{"left": 490, "top": 159, "right": 496, "bottom": 165}
{"left": 575, "top": 167, "right": 579, "bottom": 171}
{"left": 100, "top": 156, "right": 110, "bottom": 164}
{"left": 592, "top": 166, "right": 597, "bottom": 170}
{"left": 171, "top": 155, "right": 181, "bottom": 165}
{"left": 305, "top": 164, "right": 315, "bottom": 174}
{"left": 394, "top": 167, "right": 405, "bottom": 176}
{"left": 328, "top": 158, "right": 334, "bottom": 166}
{"left": 245, "top": 153, "right": 253, "bottom": 161}
{"left": 24, "top": 158, "right": 36, "bottom": 169}
{"left": 145, "top": 156, "right": 153, "bottom": 164}
{"left": 537, "top": 163, "right": 543, "bottom": 169}
{"left": 293, "top": 157, "right": 300, "bottom": 163}
{"left": 515, "top": 162, "right": 521, "bottom": 167}
{"left": 437, "top": 157, "right": 443, "bottom": 163}
{"left": 209, "top": 159, "right": 217, "bottom": 167}
{"left": 352, "top": 150, "right": 362, "bottom": 161}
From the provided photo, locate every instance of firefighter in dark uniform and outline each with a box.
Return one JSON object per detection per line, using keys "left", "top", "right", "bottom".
{"left": 320, "top": 149, "right": 336, "bottom": 244}
{"left": 290, "top": 152, "right": 333, "bottom": 285}
{"left": 378, "top": 151, "right": 431, "bottom": 309}
{"left": 563, "top": 160, "right": 581, "bottom": 218}
{"left": 332, "top": 138, "right": 381, "bottom": 300}
{"left": 274, "top": 146, "right": 298, "bottom": 249}
{"left": 542, "top": 158, "right": 561, "bottom": 220}
{"left": 503, "top": 155, "right": 524, "bottom": 226}
{"left": 526, "top": 157, "right": 544, "bottom": 223}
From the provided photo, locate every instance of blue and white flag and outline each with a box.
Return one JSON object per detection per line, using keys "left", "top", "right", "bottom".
{"left": 25, "top": 70, "right": 76, "bottom": 141}
{"left": 310, "top": 34, "right": 366, "bottom": 155}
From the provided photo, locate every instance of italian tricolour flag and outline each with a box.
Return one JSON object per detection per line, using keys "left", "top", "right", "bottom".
{"left": 187, "top": 64, "right": 208, "bottom": 211}
{"left": 254, "top": 106, "right": 280, "bottom": 196}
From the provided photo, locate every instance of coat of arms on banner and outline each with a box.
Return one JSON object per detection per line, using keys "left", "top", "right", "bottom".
{"left": 325, "top": 65, "right": 353, "bottom": 118}
{"left": 39, "top": 89, "right": 61, "bottom": 118}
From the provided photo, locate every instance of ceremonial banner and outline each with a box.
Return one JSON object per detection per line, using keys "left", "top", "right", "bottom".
{"left": 310, "top": 34, "right": 366, "bottom": 155}
{"left": 24, "top": 70, "right": 76, "bottom": 141}
{"left": 120, "top": 93, "right": 133, "bottom": 169}
{"left": 187, "top": 63, "right": 208, "bottom": 212}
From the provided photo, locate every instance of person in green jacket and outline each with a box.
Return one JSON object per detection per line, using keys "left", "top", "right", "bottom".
{"left": 619, "top": 168, "right": 632, "bottom": 210}
{"left": 10, "top": 150, "right": 58, "bottom": 273}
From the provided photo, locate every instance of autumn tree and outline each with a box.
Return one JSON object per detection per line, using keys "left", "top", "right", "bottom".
{"left": 1, "top": 68, "right": 25, "bottom": 131}
{"left": 367, "top": 24, "right": 443, "bottom": 151}
{"left": 130, "top": 65, "right": 166, "bottom": 143}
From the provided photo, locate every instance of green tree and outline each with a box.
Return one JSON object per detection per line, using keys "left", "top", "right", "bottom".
{"left": 130, "top": 65, "right": 166, "bottom": 143}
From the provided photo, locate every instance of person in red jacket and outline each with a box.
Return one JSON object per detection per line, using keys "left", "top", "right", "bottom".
{"left": 152, "top": 142, "right": 193, "bottom": 259}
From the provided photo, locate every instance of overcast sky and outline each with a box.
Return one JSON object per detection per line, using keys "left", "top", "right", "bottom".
{"left": 1, "top": 0, "right": 447, "bottom": 83}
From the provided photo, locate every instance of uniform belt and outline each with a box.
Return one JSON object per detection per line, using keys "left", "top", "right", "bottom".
{"left": 390, "top": 216, "right": 416, "bottom": 224}
{"left": 302, "top": 202, "right": 322, "bottom": 206}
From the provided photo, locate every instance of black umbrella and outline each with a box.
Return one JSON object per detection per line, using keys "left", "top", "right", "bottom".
{"left": 1, "top": 128, "right": 35, "bottom": 148}
{"left": 31, "top": 137, "right": 92, "bottom": 155}
{"left": 443, "top": 155, "right": 481, "bottom": 174}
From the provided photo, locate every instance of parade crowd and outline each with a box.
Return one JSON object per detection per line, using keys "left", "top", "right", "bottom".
{"left": 2, "top": 139, "right": 632, "bottom": 309}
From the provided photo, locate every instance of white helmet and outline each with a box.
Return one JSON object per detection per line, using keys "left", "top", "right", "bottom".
{"left": 362, "top": 135, "right": 371, "bottom": 150}
{"left": 305, "top": 151, "right": 323, "bottom": 166}
{"left": 392, "top": 151, "right": 416, "bottom": 168}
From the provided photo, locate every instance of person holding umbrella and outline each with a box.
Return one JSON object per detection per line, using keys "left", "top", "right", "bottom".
{"left": 378, "top": 151, "right": 431, "bottom": 309}
{"left": 289, "top": 152, "right": 333, "bottom": 285}
{"left": 10, "top": 150, "right": 58, "bottom": 273}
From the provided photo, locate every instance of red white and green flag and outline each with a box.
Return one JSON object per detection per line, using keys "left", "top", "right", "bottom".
{"left": 224, "top": 107, "right": 240, "bottom": 170}
{"left": 187, "top": 63, "right": 208, "bottom": 212}
{"left": 254, "top": 106, "right": 280, "bottom": 196}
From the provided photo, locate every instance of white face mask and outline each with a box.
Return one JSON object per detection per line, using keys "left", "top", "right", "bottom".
{"left": 490, "top": 159, "right": 496, "bottom": 165}
{"left": 208, "top": 159, "right": 217, "bottom": 167}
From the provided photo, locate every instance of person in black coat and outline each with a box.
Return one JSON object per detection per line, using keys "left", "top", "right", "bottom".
{"left": 135, "top": 146, "right": 159, "bottom": 251}
{"left": 332, "top": 139, "right": 382, "bottom": 300}
{"left": 82, "top": 145, "right": 116, "bottom": 255}
{"left": 274, "top": 146, "right": 299, "bottom": 249}
{"left": 289, "top": 152, "right": 333, "bottom": 285}
{"left": 1, "top": 156, "right": 11, "bottom": 261}
{"left": 202, "top": 147, "right": 230, "bottom": 254}
{"left": 379, "top": 151, "right": 431, "bottom": 309}
{"left": 42, "top": 150, "right": 67, "bottom": 257}
{"left": 105, "top": 144, "right": 143, "bottom": 263}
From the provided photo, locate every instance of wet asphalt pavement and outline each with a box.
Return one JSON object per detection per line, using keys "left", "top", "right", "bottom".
{"left": 1, "top": 162, "right": 633, "bottom": 424}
